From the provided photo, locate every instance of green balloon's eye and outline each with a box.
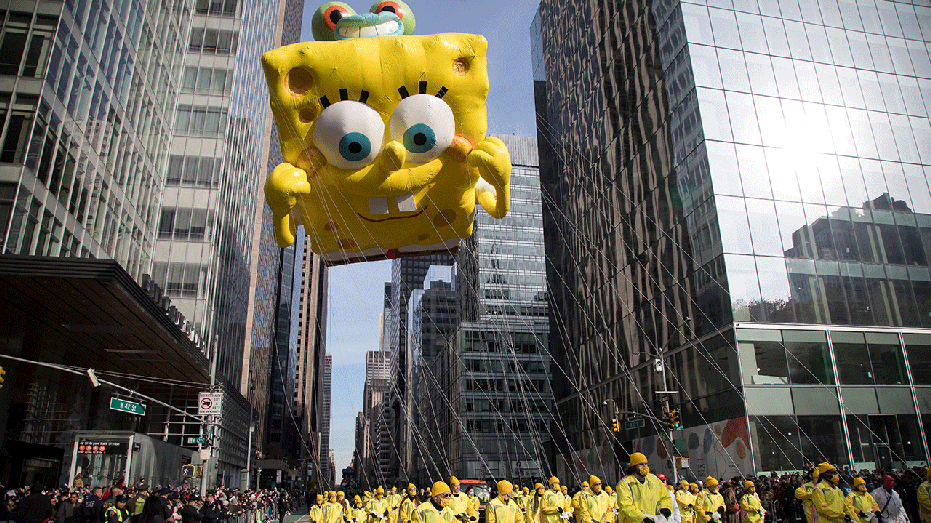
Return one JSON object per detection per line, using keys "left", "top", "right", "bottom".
{"left": 369, "top": 0, "right": 415, "bottom": 34}
{"left": 312, "top": 2, "right": 356, "bottom": 41}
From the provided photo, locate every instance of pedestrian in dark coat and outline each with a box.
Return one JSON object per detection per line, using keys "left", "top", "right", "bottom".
{"left": 17, "top": 483, "right": 52, "bottom": 523}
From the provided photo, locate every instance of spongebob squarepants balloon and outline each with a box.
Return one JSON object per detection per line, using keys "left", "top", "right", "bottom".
{"left": 262, "top": 1, "right": 511, "bottom": 265}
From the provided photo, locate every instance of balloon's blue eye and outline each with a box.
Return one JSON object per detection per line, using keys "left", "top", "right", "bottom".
{"left": 402, "top": 123, "right": 436, "bottom": 154}
{"left": 339, "top": 132, "right": 372, "bottom": 162}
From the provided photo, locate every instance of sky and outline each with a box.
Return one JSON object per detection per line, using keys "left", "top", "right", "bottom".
{"left": 295, "top": 0, "right": 543, "bottom": 475}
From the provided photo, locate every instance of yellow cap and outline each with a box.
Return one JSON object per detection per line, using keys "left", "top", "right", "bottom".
{"left": 589, "top": 475, "right": 601, "bottom": 486}
{"left": 853, "top": 478, "right": 865, "bottom": 487}
{"left": 522, "top": 486, "right": 530, "bottom": 493}
{"left": 604, "top": 486, "right": 613, "bottom": 494}
{"left": 581, "top": 481, "right": 589, "bottom": 488}
{"left": 705, "top": 477, "right": 718, "bottom": 487}
{"left": 329, "top": 491, "right": 337, "bottom": 499}
{"left": 450, "top": 476, "right": 459, "bottom": 485}
{"left": 680, "top": 480, "right": 689, "bottom": 488}
{"left": 431, "top": 481, "right": 451, "bottom": 498}
{"left": 744, "top": 481, "right": 754, "bottom": 489}
{"left": 354, "top": 495, "right": 362, "bottom": 502}
{"left": 561, "top": 486, "right": 568, "bottom": 493}
{"left": 376, "top": 487, "right": 385, "bottom": 495}
{"left": 629, "top": 452, "right": 648, "bottom": 467}
{"left": 534, "top": 483, "right": 544, "bottom": 490}
{"left": 815, "top": 463, "right": 836, "bottom": 478}
{"left": 690, "top": 483, "right": 698, "bottom": 490}
{"left": 497, "top": 481, "right": 513, "bottom": 496}
{"left": 549, "top": 477, "right": 560, "bottom": 486}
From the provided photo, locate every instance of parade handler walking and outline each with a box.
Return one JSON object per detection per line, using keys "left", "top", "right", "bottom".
{"left": 616, "top": 453, "right": 673, "bottom": 523}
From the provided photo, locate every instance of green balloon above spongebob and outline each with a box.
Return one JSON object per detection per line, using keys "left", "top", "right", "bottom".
{"left": 311, "top": 1, "right": 416, "bottom": 41}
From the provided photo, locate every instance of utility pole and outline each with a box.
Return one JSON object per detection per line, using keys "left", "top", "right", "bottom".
{"left": 201, "top": 338, "right": 219, "bottom": 494}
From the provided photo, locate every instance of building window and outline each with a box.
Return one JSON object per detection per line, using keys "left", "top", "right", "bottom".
{"left": 152, "top": 262, "right": 208, "bottom": 298}
{"left": 188, "top": 28, "right": 238, "bottom": 55}
{"left": 174, "top": 105, "right": 228, "bottom": 136}
{"left": 158, "top": 207, "right": 212, "bottom": 242}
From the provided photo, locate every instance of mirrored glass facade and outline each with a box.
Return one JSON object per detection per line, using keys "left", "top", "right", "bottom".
{"left": 533, "top": 0, "right": 931, "bottom": 476}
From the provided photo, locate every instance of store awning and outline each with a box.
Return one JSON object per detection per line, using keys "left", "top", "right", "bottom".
{"left": 0, "top": 255, "right": 210, "bottom": 388}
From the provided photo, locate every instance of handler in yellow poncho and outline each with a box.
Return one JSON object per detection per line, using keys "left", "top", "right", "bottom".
{"left": 449, "top": 477, "right": 478, "bottom": 523}
{"left": 676, "top": 481, "right": 696, "bottom": 523}
{"left": 369, "top": 488, "right": 391, "bottom": 523}
{"left": 700, "top": 478, "right": 724, "bottom": 523}
{"left": 542, "top": 477, "right": 568, "bottom": 523}
{"left": 401, "top": 484, "right": 420, "bottom": 523}
{"left": 562, "top": 487, "right": 574, "bottom": 520}
{"left": 579, "top": 476, "right": 611, "bottom": 523}
{"left": 388, "top": 488, "right": 402, "bottom": 523}
{"left": 918, "top": 467, "right": 931, "bottom": 523}
{"left": 573, "top": 483, "right": 590, "bottom": 518}
{"left": 605, "top": 487, "right": 618, "bottom": 523}
{"left": 740, "top": 481, "right": 764, "bottom": 523}
{"left": 616, "top": 453, "right": 673, "bottom": 523}
{"left": 324, "top": 492, "right": 344, "bottom": 523}
{"left": 796, "top": 471, "right": 818, "bottom": 523}
{"left": 413, "top": 482, "right": 454, "bottom": 523}
{"left": 349, "top": 496, "right": 368, "bottom": 523}
{"left": 311, "top": 495, "right": 326, "bottom": 523}
{"left": 845, "top": 478, "right": 879, "bottom": 523}
{"left": 811, "top": 463, "right": 846, "bottom": 523}
{"left": 486, "top": 481, "right": 524, "bottom": 523}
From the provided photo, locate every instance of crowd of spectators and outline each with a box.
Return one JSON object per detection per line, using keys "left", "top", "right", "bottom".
{"left": 0, "top": 479, "right": 302, "bottom": 523}
{"left": 665, "top": 466, "right": 929, "bottom": 523}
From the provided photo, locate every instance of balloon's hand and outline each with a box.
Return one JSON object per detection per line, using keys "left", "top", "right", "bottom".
{"left": 265, "top": 162, "right": 311, "bottom": 247}
{"left": 469, "top": 137, "right": 511, "bottom": 219}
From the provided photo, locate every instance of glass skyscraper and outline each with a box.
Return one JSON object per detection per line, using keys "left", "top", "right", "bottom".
{"left": 533, "top": 0, "right": 931, "bottom": 480}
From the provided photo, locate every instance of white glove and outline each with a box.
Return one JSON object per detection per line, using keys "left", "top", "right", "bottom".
{"left": 560, "top": 513, "right": 571, "bottom": 520}
{"left": 643, "top": 515, "right": 668, "bottom": 523}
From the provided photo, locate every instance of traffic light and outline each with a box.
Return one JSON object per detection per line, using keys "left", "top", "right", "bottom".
{"left": 667, "top": 409, "right": 681, "bottom": 429}
{"left": 0, "top": 365, "right": 5, "bottom": 389}
{"left": 611, "top": 418, "right": 619, "bottom": 432}
{"left": 182, "top": 464, "right": 196, "bottom": 478}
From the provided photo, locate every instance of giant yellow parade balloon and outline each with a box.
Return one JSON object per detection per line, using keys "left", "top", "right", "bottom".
{"left": 262, "top": 1, "right": 511, "bottom": 265}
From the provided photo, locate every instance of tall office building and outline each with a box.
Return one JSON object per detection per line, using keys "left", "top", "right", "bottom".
{"left": 532, "top": 0, "right": 931, "bottom": 480}
{"left": 388, "top": 252, "right": 454, "bottom": 480}
{"left": 358, "top": 350, "right": 392, "bottom": 486}
{"left": 408, "top": 265, "right": 459, "bottom": 483}
{"left": 320, "top": 352, "right": 332, "bottom": 485}
{"left": 451, "top": 135, "right": 552, "bottom": 481}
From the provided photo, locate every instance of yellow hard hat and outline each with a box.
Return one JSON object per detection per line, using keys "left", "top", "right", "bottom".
{"left": 329, "top": 491, "right": 337, "bottom": 499}
{"left": 680, "top": 480, "right": 689, "bottom": 488}
{"left": 705, "top": 477, "right": 718, "bottom": 487}
{"left": 431, "top": 481, "right": 451, "bottom": 498}
{"left": 815, "top": 462, "right": 836, "bottom": 478}
{"left": 522, "top": 486, "right": 530, "bottom": 493}
{"left": 853, "top": 478, "right": 865, "bottom": 487}
{"left": 316, "top": 494, "right": 324, "bottom": 501}
{"left": 744, "top": 481, "right": 754, "bottom": 489}
{"left": 354, "top": 495, "right": 362, "bottom": 502}
{"left": 629, "top": 452, "right": 648, "bottom": 467}
{"left": 561, "top": 486, "right": 568, "bottom": 493}
{"left": 408, "top": 484, "right": 416, "bottom": 492}
{"left": 549, "top": 477, "right": 560, "bottom": 486}
{"left": 690, "top": 483, "right": 698, "bottom": 490}
{"left": 534, "top": 483, "right": 544, "bottom": 491}
{"left": 581, "top": 481, "right": 589, "bottom": 488}
{"left": 497, "top": 481, "right": 513, "bottom": 496}
{"left": 589, "top": 475, "right": 601, "bottom": 486}
{"left": 604, "top": 486, "right": 613, "bottom": 494}
{"left": 376, "top": 487, "right": 385, "bottom": 495}
{"left": 450, "top": 476, "right": 460, "bottom": 485}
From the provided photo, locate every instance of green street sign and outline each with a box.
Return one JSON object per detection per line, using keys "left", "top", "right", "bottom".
{"left": 186, "top": 437, "right": 205, "bottom": 445}
{"left": 625, "top": 419, "right": 645, "bottom": 430}
{"left": 110, "top": 397, "right": 146, "bottom": 416}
